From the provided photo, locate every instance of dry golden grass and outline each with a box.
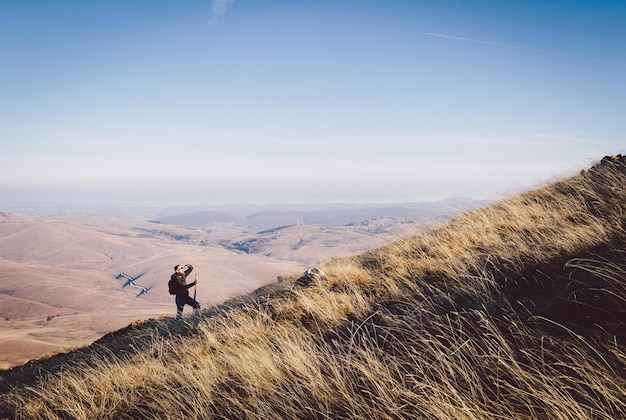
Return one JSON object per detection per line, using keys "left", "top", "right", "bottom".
{"left": 2, "top": 155, "right": 626, "bottom": 419}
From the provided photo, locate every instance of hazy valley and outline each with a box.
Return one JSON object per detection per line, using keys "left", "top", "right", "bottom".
{"left": 0, "top": 200, "right": 477, "bottom": 368}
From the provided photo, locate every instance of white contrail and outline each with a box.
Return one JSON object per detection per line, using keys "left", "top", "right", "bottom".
{"left": 427, "top": 32, "right": 532, "bottom": 51}
{"left": 426, "top": 32, "right": 623, "bottom": 66}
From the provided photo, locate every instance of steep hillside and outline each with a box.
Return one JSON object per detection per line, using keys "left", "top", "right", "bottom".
{"left": 1, "top": 155, "right": 625, "bottom": 419}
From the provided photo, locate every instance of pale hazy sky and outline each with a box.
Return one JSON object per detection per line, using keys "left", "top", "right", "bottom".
{"left": 1, "top": 1, "right": 624, "bottom": 204}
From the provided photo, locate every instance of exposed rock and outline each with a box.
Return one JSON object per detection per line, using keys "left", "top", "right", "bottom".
{"left": 295, "top": 267, "right": 325, "bottom": 287}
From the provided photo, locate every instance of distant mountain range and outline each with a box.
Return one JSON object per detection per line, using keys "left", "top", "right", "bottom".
{"left": 152, "top": 198, "right": 488, "bottom": 232}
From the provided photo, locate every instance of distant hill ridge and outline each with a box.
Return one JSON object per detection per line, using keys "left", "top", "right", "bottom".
{"left": 153, "top": 198, "right": 484, "bottom": 232}
{"left": 1, "top": 155, "right": 625, "bottom": 419}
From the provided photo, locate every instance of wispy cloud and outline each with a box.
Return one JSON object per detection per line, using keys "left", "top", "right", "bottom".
{"left": 426, "top": 32, "right": 624, "bottom": 66}
{"left": 209, "top": 0, "right": 235, "bottom": 25}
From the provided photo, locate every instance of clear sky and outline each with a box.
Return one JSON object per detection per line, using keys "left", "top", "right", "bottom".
{"left": 1, "top": 0, "right": 624, "bottom": 205}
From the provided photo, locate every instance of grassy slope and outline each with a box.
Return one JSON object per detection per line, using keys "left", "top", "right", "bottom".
{"left": 2, "top": 155, "right": 626, "bottom": 419}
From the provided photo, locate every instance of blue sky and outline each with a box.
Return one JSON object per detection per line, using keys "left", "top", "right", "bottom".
{"left": 1, "top": 0, "right": 624, "bottom": 205}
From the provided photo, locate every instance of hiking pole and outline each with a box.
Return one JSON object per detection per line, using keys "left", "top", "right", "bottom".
{"left": 194, "top": 273, "right": 197, "bottom": 301}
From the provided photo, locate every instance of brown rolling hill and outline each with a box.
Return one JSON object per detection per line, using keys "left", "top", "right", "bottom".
{"left": 0, "top": 213, "right": 305, "bottom": 368}
{"left": 0, "top": 207, "right": 439, "bottom": 368}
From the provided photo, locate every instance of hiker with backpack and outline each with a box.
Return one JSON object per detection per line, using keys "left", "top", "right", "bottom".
{"left": 168, "top": 264, "right": 200, "bottom": 320}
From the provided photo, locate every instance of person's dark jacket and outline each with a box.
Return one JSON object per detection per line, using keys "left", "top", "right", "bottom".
{"left": 171, "top": 265, "right": 195, "bottom": 298}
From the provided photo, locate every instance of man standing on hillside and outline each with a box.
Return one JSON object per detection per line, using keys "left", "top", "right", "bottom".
{"left": 170, "top": 264, "right": 200, "bottom": 320}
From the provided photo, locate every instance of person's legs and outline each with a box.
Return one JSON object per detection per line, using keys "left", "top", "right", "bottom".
{"left": 176, "top": 296, "right": 200, "bottom": 319}
{"left": 184, "top": 296, "right": 201, "bottom": 313}
{"left": 191, "top": 297, "right": 201, "bottom": 310}
{"left": 191, "top": 297, "right": 201, "bottom": 314}
{"left": 175, "top": 296, "right": 185, "bottom": 320}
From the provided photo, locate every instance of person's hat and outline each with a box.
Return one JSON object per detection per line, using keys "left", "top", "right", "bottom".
{"left": 174, "top": 265, "right": 182, "bottom": 271}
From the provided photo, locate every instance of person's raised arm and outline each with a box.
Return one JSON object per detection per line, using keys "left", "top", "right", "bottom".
{"left": 184, "top": 264, "right": 193, "bottom": 276}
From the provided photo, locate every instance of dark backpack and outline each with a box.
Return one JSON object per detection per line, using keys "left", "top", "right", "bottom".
{"left": 168, "top": 276, "right": 178, "bottom": 295}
